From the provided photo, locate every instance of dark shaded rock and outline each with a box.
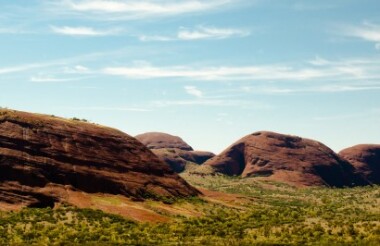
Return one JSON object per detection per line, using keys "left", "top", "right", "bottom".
{"left": 204, "top": 131, "right": 368, "bottom": 187}
{"left": 339, "top": 144, "right": 380, "bottom": 184}
{"left": 0, "top": 109, "right": 199, "bottom": 208}
{"left": 135, "top": 132, "right": 214, "bottom": 173}
{"left": 151, "top": 149, "right": 215, "bottom": 173}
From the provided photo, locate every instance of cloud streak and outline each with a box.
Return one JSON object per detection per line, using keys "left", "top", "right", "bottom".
{"left": 30, "top": 75, "right": 88, "bottom": 83}
{"left": 102, "top": 57, "right": 380, "bottom": 82}
{"left": 184, "top": 86, "right": 203, "bottom": 98}
{"left": 65, "top": 106, "right": 150, "bottom": 112}
{"left": 53, "top": 0, "right": 233, "bottom": 20}
{"left": 51, "top": 26, "right": 121, "bottom": 36}
{"left": 178, "top": 26, "right": 249, "bottom": 40}
{"left": 139, "top": 26, "right": 249, "bottom": 41}
{"left": 340, "top": 22, "right": 380, "bottom": 49}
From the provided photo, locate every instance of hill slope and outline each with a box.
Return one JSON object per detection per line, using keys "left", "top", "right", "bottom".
{"left": 0, "top": 109, "right": 199, "bottom": 209}
{"left": 204, "top": 131, "right": 368, "bottom": 187}
{"left": 339, "top": 144, "right": 380, "bottom": 184}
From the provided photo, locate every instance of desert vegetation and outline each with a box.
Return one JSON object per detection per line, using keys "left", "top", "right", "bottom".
{"left": 0, "top": 174, "right": 379, "bottom": 245}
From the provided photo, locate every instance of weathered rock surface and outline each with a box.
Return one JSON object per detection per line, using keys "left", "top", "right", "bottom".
{"left": 204, "top": 131, "right": 368, "bottom": 187}
{"left": 339, "top": 145, "right": 380, "bottom": 184}
{"left": 0, "top": 109, "right": 199, "bottom": 208}
{"left": 135, "top": 132, "right": 214, "bottom": 173}
{"left": 135, "top": 132, "right": 193, "bottom": 151}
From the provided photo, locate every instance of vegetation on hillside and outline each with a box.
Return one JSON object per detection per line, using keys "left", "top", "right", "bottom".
{"left": 0, "top": 174, "right": 379, "bottom": 245}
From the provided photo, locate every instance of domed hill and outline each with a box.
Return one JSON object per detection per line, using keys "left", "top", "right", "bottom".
{"left": 339, "top": 145, "right": 380, "bottom": 184}
{"left": 203, "top": 131, "right": 369, "bottom": 187}
{"left": 135, "top": 132, "right": 193, "bottom": 151}
{"left": 0, "top": 109, "right": 199, "bottom": 209}
{"left": 135, "top": 132, "right": 214, "bottom": 173}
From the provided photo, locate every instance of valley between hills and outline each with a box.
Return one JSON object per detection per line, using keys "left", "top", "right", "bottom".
{"left": 0, "top": 109, "right": 379, "bottom": 245}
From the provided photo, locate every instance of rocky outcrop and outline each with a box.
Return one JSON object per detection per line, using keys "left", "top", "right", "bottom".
{"left": 0, "top": 109, "right": 199, "bottom": 208}
{"left": 135, "top": 132, "right": 193, "bottom": 151}
{"left": 135, "top": 132, "right": 214, "bottom": 173}
{"left": 204, "top": 131, "right": 368, "bottom": 187}
{"left": 339, "top": 145, "right": 380, "bottom": 184}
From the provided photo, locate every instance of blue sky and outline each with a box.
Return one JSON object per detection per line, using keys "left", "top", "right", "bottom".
{"left": 1, "top": 0, "right": 380, "bottom": 153}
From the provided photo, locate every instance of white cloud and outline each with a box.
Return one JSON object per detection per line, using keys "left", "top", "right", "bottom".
{"left": 309, "top": 56, "right": 330, "bottom": 66}
{"left": 341, "top": 22, "right": 380, "bottom": 49}
{"left": 56, "top": 0, "right": 233, "bottom": 19}
{"left": 0, "top": 63, "right": 46, "bottom": 75}
{"left": 177, "top": 26, "right": 249, "bottom": 40}
{"left": 63, "top": 65, "right": 90, "bottom": 73}
{"left": 65, "top": 106, "right": 150, "bottom": 112}
{"left": 152, "top": 99, "right": 270, "bottom": 109}
{"left": 103, "top": 59, "right": 379, "bottom": 81}
{"left": 139, "top": 26, "right": 249, "bottom": 42}
{"left": 184, "top": 86, "right": 203, "bottom": 98}
{"left": 30, "top": 75, "right": 85, "bottom": 83}
{"left": 51, "top": 26, "right": 120, "bottom": 36}
{"left": 0, "top": 27, "right": 30, "bottom": 34}
{"left": 241, "top": 84, "right": 380, "bottom": 95}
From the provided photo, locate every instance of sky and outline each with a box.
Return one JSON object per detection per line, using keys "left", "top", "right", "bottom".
{"left": 0, "top": 0, "right": 380, "bottom": 154}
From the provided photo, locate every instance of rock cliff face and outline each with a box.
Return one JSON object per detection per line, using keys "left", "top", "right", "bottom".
{"left": 0, "top": 109, "right": 199, "bottom": 208}
{"left": 339, "top": 145, "right": 380, "bottom": 184}
{"left": 135, "top": 132, "right": 214, "bottom": 173}
{"left": 204, "top": 131, "right": 368, "bottom": 187}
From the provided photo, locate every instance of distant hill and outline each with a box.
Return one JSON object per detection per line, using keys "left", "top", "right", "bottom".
{"left": 339, "top": 144, "right": 380, "bottom": 184}
{"left": 135, "top": 132, "right": 193, "bottom": 151}
{"left": 135, "top": 132, "right": 214, "bottom": 172}
{"left": 203, "top": 131, "right": 369, "bottom": 187}
{"left": 0, "top": 109, "right": 199, "bottom": 209}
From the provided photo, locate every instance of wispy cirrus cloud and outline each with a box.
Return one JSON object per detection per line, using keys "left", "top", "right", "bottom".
{"left": 102, "top": 56, "right": 380, "bottom": 81}
{"left": 139, "top": 26, "right": 249, "bottom": 41}
{"left": 152, "top": 99, "right": 271, "bottom": 109}
{"left": 241, "top": 84, "right": 380, "bottom": 95}
{"left": 64, "top": 106, "right": 150, "bottom": 112}
{"left": 184, "top": 86, "right": 203, "bottom": 98}
{"left": 340, "top": 21, "right": 380, "bottom": 49}
{"left": 177, "top": 26, "right": 249, "bottom": 40}
{"left": 51, "top": 25, "right": 121, "bottom": 36}
{"left": 0, "top": 63, "right": 47, "bottom": 75}
{"left": 30, "top": 75, "right": 88, "bottom": 83}
{"left": 49, "top": 0, "right": 234, "bottom": 20}
{"left": 63, "top": 65, "right": 91, "bottom": 74}
{"left": 0, "top": 27, "right": 31, "bottom": 34}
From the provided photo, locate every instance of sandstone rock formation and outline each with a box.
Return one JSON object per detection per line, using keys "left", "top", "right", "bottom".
{"left": 135, "top": 132, "right": 214, "bottom": 172}
{"left": 204, "top": 131, "right": 368, "bottom": 187}
{"left": 0, "top": 109, "right": 199, "bottom": 209}
{"left": 339, "top": 144, "right": 380, "bottom": 184}
{"left": 135, "top": 132, "right": 193, "bottom": 151}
